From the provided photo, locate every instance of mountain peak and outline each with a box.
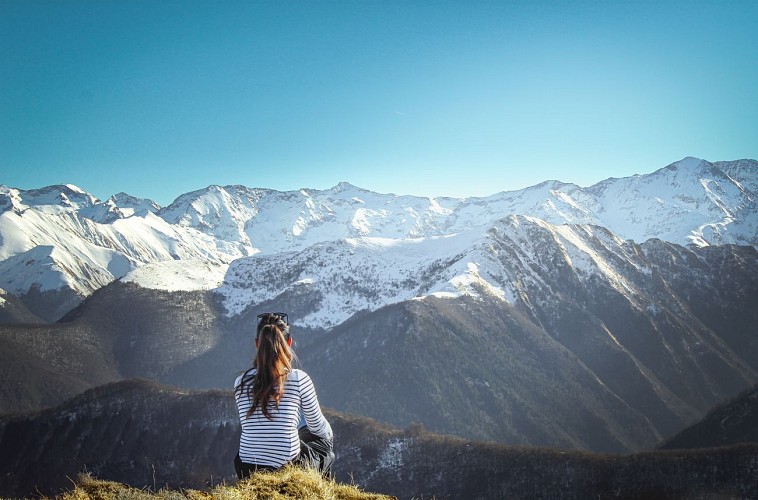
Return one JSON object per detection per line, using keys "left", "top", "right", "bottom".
{"left": 330, "top": 181, "right": 362, "bottom": 192}
{"left": 109, "top": 192, "right": 161, "bottom": 211}
{"left": 62, "top": 183, "right": 87, "bottom": 194}
{"left": 0, "top": 184, "right": 99, "bottom": 213}
{"left": 666, "top": 157, "right": 708, "bottom": 171}
{"left": 328, "top": 182, "right": 381, "bottom": 196}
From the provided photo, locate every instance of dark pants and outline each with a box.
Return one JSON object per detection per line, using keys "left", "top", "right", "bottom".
{"left": 235, "top": 427, "right": 335, "bottom": 479}
{"left": 297, "top": 426, "right": 335, "bottom": 478}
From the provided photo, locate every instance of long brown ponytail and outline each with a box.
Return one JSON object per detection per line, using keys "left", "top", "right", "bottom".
{"left": 243, "top": 318, "right": 293, "bottom": 419}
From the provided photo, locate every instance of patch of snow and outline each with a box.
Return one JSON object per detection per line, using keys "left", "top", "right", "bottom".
{"left": 121, "top": 260, "right": 229, "bottom": 291}
{"left": 378, "top": 438, "right": 407, "bottom": 472}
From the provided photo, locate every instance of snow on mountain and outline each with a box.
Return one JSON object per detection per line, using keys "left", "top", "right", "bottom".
{"left": 159, "top": 185, "right": 261, "bottom": 255}
{"left": 121, "top": 259, "right": 229, "bottom": 292}
{"left": 0, "top": 158, "right": 755, "bottom": 319}
{"left": 151, "top": 158, "right": 758, "bottom": 257}
{"left": 78, "top": 199, "right": 130, "bottom": 224}
{"left": 587, "top": 157, "right": 757, "bottom": 247}
{"left": 79, "top": 192, "right": 161, "bottom": 224}
{"left": 218, "top": 230, "right": 495, "bottom": 328}
{"left": 158, "top": 180, "right": 601, "bottom": 258}
{"left": 0, "top": 186, "right": 247, "bottom": 298}
{"left": 486, "top": 215, "right": 652, "bottom": 307}
{"left": 217, "top": 215, "right": 658, "bottom": 329}
{"left": 714, "top": 159, "right": 758, "bottom": 194}
{"left": 110, "top": 192, "right": 161, "bottom": 214}
{"left": 0, "top": 184, "right": 98, "bottom": 215}
{"left": 0, "top": 243, "right": 131, "bottom": 297}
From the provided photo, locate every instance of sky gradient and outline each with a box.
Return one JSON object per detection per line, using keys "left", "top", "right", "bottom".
{"left": 2, "top": 0, "right": 757, "bottom": 206}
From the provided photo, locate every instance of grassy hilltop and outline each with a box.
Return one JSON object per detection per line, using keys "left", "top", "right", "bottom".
{"left": 54, "top": 467, "right": 394, "bottom": 500}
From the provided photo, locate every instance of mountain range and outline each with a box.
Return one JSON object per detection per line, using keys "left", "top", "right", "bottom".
{"left": 1, "top": 157, "right": 757, "bottom": 458}
{"left": 1, "top": 157, "right": 756, "bottom": 323}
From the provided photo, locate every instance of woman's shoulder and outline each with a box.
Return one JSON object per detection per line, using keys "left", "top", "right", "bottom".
{"left": 287, "top": 368, "right": 310, "bottom": 381}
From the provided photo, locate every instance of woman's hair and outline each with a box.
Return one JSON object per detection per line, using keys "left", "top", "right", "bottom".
{"left": 237, "top": 314, "right": 294, "bottom": 419}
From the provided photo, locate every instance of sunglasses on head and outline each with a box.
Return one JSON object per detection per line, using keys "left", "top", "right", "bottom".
{"left": 257, "top": 312, "right": 288, "bottom": 325}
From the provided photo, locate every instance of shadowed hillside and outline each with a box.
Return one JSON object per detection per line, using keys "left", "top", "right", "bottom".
{"left": 0, "top": 321, "right": 119, "bottom": 415}
{"left": 301, "top": 294, "right": 660, "bottom": 452}
{"left": 659, "top": 383, "right": 758, "bottom": 450}
{"left": 1, "top": 379, "right": 756, "bottom": 500}
{"left": 0, "top": 289, "right": 46, "bottom": 324}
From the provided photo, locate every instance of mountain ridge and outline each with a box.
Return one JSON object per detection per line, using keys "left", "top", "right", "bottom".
{"left": 1, "top": 157, "right": 756, "bottom": 320}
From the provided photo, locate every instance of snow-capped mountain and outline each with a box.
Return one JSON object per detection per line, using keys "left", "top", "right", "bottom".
{"left": 0, "top": 185, "right": 252, "bottom": 319}
{"left": 0, "top": 184, "right": 99, "bottom": 214}
{"left": 586, "top": 157, "right": 758, "bottom": 246}
{"left": 0, "top": 157, "right": 755, "bottom": 322}
{"left": 219, "top": 216, "right": 645, "bottom": 329}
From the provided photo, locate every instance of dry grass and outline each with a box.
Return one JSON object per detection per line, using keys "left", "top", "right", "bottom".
{"left": 55, "top": 467, "right": 395, "bottom": 500}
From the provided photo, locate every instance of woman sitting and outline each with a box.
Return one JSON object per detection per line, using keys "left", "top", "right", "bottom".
{"left": 234, "top": 312, "right": 334, "bottom": 478}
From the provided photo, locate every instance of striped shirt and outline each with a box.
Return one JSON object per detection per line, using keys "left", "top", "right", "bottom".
{"left": 234, "top": 368, "right": 333, "bottom": 468}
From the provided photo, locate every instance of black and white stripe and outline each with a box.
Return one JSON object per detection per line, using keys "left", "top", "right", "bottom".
{"left": 234, "top": 368, "right": 333, "bottom": 467}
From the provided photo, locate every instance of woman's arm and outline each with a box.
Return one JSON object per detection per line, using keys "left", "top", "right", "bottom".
{"left": 298, "top": 371, "right": 333, "bottom": 441}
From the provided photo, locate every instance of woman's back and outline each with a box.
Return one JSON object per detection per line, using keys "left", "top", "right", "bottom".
{"left": 233, "top": 312, "right": 334, "bottom": 478}
{"left": 235, "top": 367, "right": 332, "bottom": 468}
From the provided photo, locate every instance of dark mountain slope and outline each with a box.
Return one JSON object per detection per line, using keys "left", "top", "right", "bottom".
{"left": 0, "top": 379, "right": 236, "bottom": 497}
{"left": 0, "top": 282, "right": 232, "bottom": 413}
{"left": 659, "top": 383, "right": 758, "bottom": 450}
{"left": 16, "top": 283, "right": 84, "bottom": 322}
{"left": 294, "top": 232, "right": 758, "bottom": 450}
{"left": 59, "top": 281, "right": 228, "bottom": 383}
{"left": 483, "top": 221, "right": 758, "bottom": 434}
{"left": 0, "top": 344, "right": 92, "bottom": 415}
{"left": 1, "top": 380, "right": 756, "bottom": 500}
{"left": 301, "top": 294, "right": 658, "bottom": 452}
{"left": 0, "top": 290, "right": 46, "bottom": 324}
{"left": 644, "top": 242, "right": 758, "bottom": 370}
{"left": 0, "top": 322, "right": 119, "bottom": 414}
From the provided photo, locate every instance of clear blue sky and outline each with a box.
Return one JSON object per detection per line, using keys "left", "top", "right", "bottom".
{"left": 1, "top": 0, "right": 756, "bottom": 206}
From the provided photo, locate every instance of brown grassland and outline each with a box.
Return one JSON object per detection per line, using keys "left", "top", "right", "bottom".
{"left": 51, "top": 467, "right": 395, "bottom": 500}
